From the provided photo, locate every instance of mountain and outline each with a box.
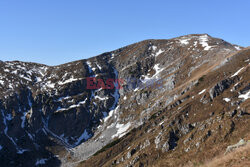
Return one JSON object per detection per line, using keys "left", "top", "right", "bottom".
{"left": 0, "top": 34, "right": 249, "bottom": 167}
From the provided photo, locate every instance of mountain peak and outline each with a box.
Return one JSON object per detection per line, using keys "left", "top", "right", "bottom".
{"left": 0, "top": 34, "right": 249, "bottom": 167}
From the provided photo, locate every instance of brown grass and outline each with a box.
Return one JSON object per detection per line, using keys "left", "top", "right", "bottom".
{"left": 201, "top": 142, "right": 250, "bottom": 167}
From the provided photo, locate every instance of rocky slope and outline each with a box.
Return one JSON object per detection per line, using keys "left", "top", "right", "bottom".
{"left": 0, "top": 34, "right": 249, "bottom": 167}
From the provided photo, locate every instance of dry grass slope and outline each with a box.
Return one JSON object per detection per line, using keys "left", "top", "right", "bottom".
{"left": 202, "top": 142, "right": 250, "bottom": 167}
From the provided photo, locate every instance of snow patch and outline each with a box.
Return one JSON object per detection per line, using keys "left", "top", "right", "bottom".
{"left": 21, "top": 112, "right": 27, "bottom": 128}
{"left": 234, "top": 45, "right": 241, "bottom": 50}
{"left": 35, "top": 158, "right": 48, "bottom": 165}
{"left": 58, "top": 76, "right": 82, "bottom": 85}
{"left": 86, "top": 61, "right": 96, "bottom": 77}
{"left": 153, "top": 64, "right": 164, "bottom": 78}
{"left": 4, "top": 69, "right": 10, "bottom": 72}
{"left": 155, "top": 49, "right": 164, "bottom": 57}
{"left": 104, "top": 106, "right": 118, "bottom": 122}
{"left": 159, "top": 121, "right": 164, "bottom": 126}
{"left": 199, "top": 35, "right": 213, "bottom": 50}
{"left": 36, "top": 77, "right": 42, "bottom": 82}
{"left": 198, "top": 89, "right": 206, "bottom": 95}
{"left": 56, "top": 99, "right": 87, "bottom": 112}
{"left": 45, "top": 81, "right": 55, "bottom": 88}
{"left": 223, "top": 98, "right": 231, "bottom": 102}
{"left": 152, "top": 46, "right": 157, "bottom": 51}
{"left": 134, "top": 87, "right": 139, "bottom": 92}
{"left": 96, "top": 63, "right": 102, "bottom": 70}
{"left": 238, "top": 90, "right": 250, "bottom": 100}
{"left": 95, "top": 96, "right": 108, "bottom": 101}
{"left": 112, "top": 122, "right": 131, "bottom": 139}
{"left": 17, "top": 149, "right": 29, "bottom": 154}
{"left": 179, "top": 38, "right": 190, "bottom": 45}
{"left": 231, "top": 67, "right": 244, "bottom": 77}
{"left": 74, "top": 129, "right": 91, "bottom": 146}
{"left": 194, "top": 41, "right": 198, "bottom": 46}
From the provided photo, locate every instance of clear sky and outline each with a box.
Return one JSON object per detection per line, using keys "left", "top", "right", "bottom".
{"left": 0, "top": 0, "right": 249, "bottom": 66}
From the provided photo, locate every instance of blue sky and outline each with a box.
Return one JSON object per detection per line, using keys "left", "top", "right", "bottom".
{"left": 0, "top": 0, "right": 249, "bottom": 65}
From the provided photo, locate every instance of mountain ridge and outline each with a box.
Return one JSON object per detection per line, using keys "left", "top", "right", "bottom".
{"left": 1, "top": 33, "right": 243, "bottom": 66}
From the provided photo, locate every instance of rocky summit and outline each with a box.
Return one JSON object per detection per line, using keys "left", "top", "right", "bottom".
{"left": 0, "top": 34, "right": 249, "bottom": 167}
